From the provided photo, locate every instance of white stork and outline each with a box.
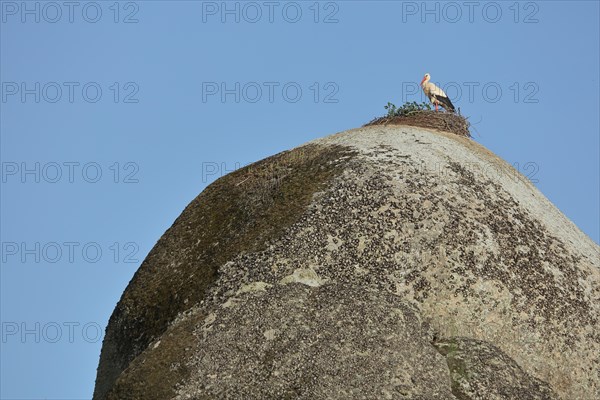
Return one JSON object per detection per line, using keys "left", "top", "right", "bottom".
{"left": 421, "top": 73, "right": 455, "bottom": 113}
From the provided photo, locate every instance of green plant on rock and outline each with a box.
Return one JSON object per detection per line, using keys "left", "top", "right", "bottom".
{"left": 384, "top": 101, "right": 431, "bottom": 117}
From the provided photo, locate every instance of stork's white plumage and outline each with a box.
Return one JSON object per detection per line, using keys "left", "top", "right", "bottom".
{"left": 421, "top": 73, "right": 455, "bottom": 113}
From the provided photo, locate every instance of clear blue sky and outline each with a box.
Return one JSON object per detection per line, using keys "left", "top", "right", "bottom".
{"left": 1, "top": 1, "right": 598, "bottom": 398}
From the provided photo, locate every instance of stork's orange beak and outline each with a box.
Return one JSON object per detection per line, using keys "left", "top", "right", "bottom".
{"left": 420, "top": 77, "right": 426, "bottom": 85}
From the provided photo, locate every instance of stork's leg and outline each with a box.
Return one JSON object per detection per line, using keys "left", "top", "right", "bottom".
{"left": 435, "top": 103, "right": 438, "bottom": 112}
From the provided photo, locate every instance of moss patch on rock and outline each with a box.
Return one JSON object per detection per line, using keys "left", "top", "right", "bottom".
{"left": 94, "top": 143, "right": 356, "bottom": 399}
{"left": 105, "top": 312, "right": 201, "bottom": 400}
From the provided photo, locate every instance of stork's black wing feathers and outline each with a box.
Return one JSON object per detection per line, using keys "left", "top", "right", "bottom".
{"left": 433, "top": 94, "right": 455, "bottom": 113}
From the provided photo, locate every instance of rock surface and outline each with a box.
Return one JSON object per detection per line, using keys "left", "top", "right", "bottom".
{"left": 93, "top": 125, "right": 600, "bottom": 400}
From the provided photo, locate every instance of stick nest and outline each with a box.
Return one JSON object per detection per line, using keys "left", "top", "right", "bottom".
{"left": 364, "top": 110, "right": 471, "bottom": 138}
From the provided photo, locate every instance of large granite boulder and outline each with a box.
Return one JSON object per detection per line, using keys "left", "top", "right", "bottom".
{"left": 94, "top": 126, "right": 599, "bottom": 400}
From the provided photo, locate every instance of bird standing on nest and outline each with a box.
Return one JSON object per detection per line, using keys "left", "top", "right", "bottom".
{"left": 421, "top": 73, "right": 455, "bottom": 113}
